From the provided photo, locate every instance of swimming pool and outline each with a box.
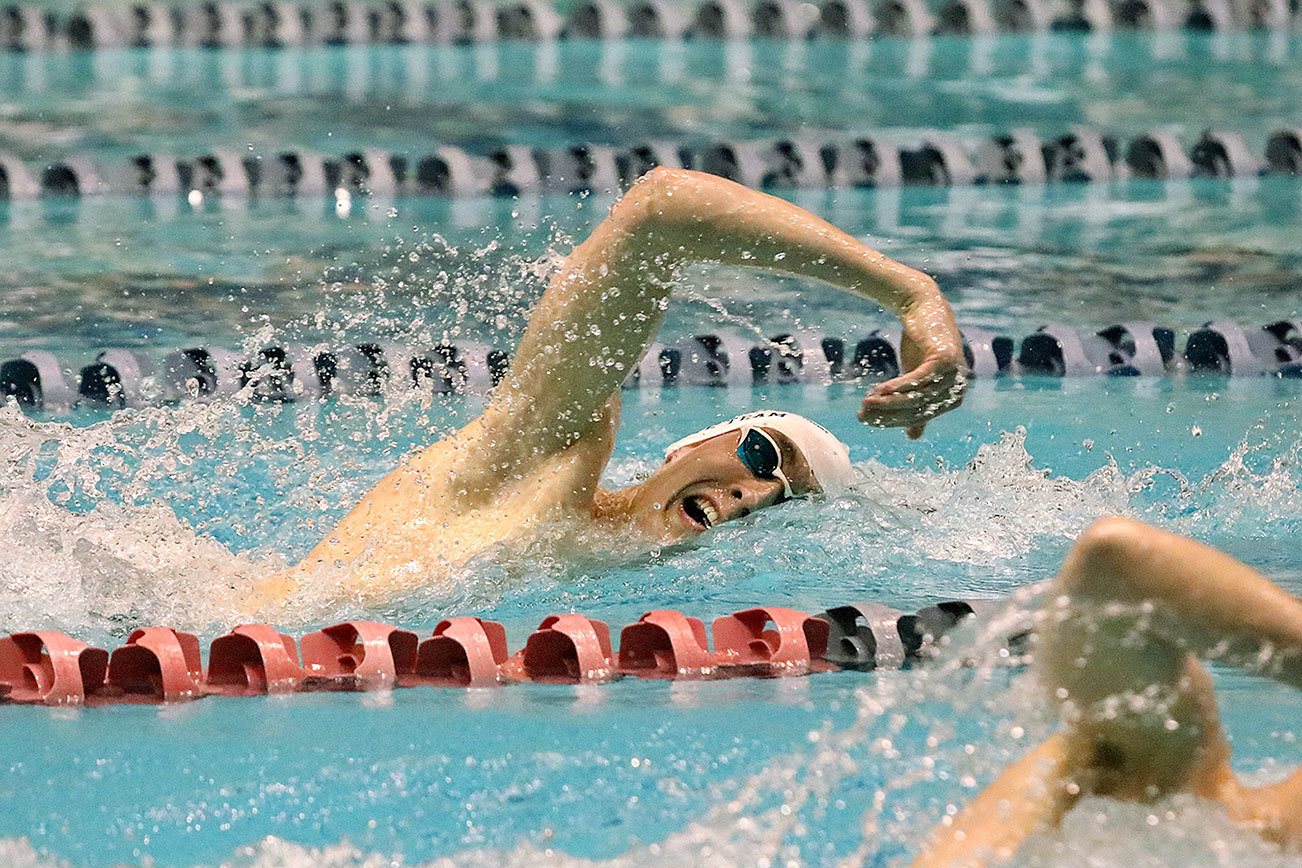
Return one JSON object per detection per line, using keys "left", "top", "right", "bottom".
{"left": 2, "top": 25, "right": 1301, "bottom": 868}
{"left": 1, "top": 376, "right": 1299, "bottom": 865}
{"left": 1, "top": 33, "right": 1299, "bottom": 162}
{"left": 3, "top": 33, "right": 1302, "bottom": 198}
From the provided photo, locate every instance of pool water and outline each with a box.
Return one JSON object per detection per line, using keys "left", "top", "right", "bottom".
{"left": 0, "top": 375, "right": 1299, "bottom": 865}
{"left": 1, "top": 27, "right": 1300, "bottom": 868}
{"left": 2, "top": 33, "right": 1301, "bottom": 163}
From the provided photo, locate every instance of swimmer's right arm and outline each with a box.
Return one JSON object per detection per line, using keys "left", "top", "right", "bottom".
{"left": 475, "top": 167, "right": 967, "bottom": 478}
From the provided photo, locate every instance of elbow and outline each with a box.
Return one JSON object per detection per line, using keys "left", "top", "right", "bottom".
{"left": 1056, "top": 516, "right": 1154, "bottom": 599}
{"left": 614, "top": 167, "right": 701, "bottom": 231}
{"left": 598, "top": 167, "right": 702, "bottom": 265}
{"left": 1077, "top": 516, "right": 1152, "bottom": 565}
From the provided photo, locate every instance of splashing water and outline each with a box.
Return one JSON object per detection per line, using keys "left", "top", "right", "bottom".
{"left": 1, "top": 227, "right": 1299, "bottom": 866}
{"left": 2, "top": 388, "right": 1299, "bottom": 639}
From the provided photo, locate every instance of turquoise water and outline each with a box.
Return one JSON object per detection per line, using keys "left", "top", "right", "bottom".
{"left": 1, "top": 33, "right": 1300, "bottom": 163}
{"left": 2, "top": 179, "right": 1300, "bottom": 360}
{"left": 0, "top": 380, "right": 1299, "bottom": 865}
{"left": 1, "top": 27, "right": 1301, "bottom": 868}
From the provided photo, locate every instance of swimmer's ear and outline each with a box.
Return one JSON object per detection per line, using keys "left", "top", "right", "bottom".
{"left": 663, "top": 445, "right": 691, "bottom": 464}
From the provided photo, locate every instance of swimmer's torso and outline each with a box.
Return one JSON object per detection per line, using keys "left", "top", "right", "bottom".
{"left": 251, "top": 413, "right": 618, "bottom": 611}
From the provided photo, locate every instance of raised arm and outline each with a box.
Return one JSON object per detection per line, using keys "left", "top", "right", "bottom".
{"left": 916, "top": 517, "right": 1302, "bottom": 866}
{"left": 1041, "top": 517, "right": 1302, "bottom": 694}
{"left": 477, "top": 167, "right": 966, "bottom": 473}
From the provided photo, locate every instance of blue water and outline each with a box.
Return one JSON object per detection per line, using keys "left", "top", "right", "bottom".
{"left": 0, "top": 379, "right": 1298, "bottom": 865}
{"left": 0, "top": 33, "right": 1299, "bottom": 163}
{"left": 1, "top": 26, "right": 1301, "bottom": 868}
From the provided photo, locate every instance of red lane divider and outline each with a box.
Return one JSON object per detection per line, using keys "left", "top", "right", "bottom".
{"left": 711, "top": 607, "right": 832, "bottom": 675}
{"left": 406, "top": 617, "right": 508, "bottom": 688}
{"left": 3, "top": 600, "right": 996, "bottom": 706}
{"left": 512, "top": 614, "right": 616, "bottom": 684}
{"left": 618, "top": 610, "right": 715, "bottom": 679}
{"left": 206, "top": 624, "right": 304, "bottom": 696}
{"left": 103, "top": 627, "right": 206, "bottom": 703}
{"left": 0, "top": 631, "right": 108, "bottom": 706}
{"left": 300, "top": 621, "right": 419, "bottom": 690}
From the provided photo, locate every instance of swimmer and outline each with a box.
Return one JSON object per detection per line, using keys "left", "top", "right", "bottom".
{"left": 253, "top": 168, "right": 967, "bottom": 607}
{"left": 916, "top": 517, "right": 1302, "bottom": 865}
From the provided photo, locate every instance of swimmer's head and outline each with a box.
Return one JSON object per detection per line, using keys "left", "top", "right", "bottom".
{"left": 617, "top": 411, "right": 857, "bottom": 542}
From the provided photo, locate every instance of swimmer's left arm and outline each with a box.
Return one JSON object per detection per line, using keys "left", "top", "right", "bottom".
{"left": 478, "top": 168, "right": 967, "bottom": 474}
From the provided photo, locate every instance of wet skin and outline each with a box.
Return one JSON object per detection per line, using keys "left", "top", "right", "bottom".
{"left": 256, "top": 168, "right": 966, "bottom": 608}
{"left": 609, "top": 427, "right": 820, "bottom": 543}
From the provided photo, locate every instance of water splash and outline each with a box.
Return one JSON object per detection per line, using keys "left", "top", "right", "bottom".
{"left": 2, "top": 393, "right": 1299, "bottom": 643}
{"left": 0, "top": 591, "right": 1275, "bottom": 867}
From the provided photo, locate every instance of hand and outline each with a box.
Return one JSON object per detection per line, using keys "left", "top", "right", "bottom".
{"left": 857, "top": 329, "right": 968, "bottom": 439}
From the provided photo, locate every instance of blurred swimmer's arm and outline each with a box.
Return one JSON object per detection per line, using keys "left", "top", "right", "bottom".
{"left": 919, "top": 517, "right": 1302, "bottom": 864}
{"left": 477, "top": 167, "right": 967, "bottom": 471}
{"left": 1043, "top": 517, "right": 1302, "bottom": 699}
{"left": 913, "top": 734, "right": 1076, "bottom": 868}
{"left": 1036, "top": 517, "right": 1301, "bottom": 814}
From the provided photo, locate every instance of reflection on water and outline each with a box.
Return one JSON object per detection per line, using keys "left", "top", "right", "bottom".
{"left": 1, "top": 181, "right": 1300, "bottom": 358}
{"left": 1, "top": 33, "right": 1300, "bottom": 161}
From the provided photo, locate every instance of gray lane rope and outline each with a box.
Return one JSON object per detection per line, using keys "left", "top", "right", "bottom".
{"left": 2, "top": 321, "right": 1299, "bottom": 412}
{"left": 0, "top": 0, "right": 1298, "bottom": 53}
{"left": 1, "top": 127, "right": 1299, "bottom": 200}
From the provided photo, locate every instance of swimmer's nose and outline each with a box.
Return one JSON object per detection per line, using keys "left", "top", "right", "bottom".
{"left": 727, "top": 483, "right": 782, "bottom": 519}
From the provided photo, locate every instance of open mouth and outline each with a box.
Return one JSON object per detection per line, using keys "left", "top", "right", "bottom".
{"left": 680, "top": 494, "right": 721, "bottom": 530}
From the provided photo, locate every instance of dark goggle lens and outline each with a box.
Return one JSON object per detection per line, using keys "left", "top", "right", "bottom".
{"left": 737, "top": 429, "right": 781, "bottom": 479}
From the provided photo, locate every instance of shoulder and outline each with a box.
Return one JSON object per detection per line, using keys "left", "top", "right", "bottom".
{"left": 417, "top": 396, "right": 621, "bottom": 509}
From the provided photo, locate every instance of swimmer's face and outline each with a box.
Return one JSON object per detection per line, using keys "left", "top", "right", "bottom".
{"left": 627, "top": 428, "right": 820, "bottom": 542}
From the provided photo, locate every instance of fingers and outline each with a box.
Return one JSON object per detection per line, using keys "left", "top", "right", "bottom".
{"left": 862, "top": 386, "right": 949, "bottom": 411}
{"left": 857, "top": 356, "right": 968, "bottom": 432}
{"left": 858, "top": 402, "right": 941, "bottom": 428}
{"left": 869, "top": 361, "right": 950, "bottom": 397}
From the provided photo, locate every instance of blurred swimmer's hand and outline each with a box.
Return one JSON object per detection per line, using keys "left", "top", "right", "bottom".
{"left": 857, "top": 293, "right": 968, "bottom": 439}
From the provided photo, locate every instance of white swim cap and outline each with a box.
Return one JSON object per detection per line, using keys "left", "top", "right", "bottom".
{"left": 663, "top": 410, "right": 858, "bottom": 496}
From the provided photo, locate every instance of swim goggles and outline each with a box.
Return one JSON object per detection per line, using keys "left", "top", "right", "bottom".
{"left": 736, "top": 427, "right": 798, "bottom": 502}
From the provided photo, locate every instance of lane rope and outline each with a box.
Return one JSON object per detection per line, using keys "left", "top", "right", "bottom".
{"left": 0, "top": 0, "right": 1297, "bottom": 54}
{"left": 3, "top": 321, "right": 1299, "bottom": 412}
{"left": 0, "top": 598, "right": 1032, "bottom": 705}
{"left": 2, "top": 127, "right": 1300, "bottom": 200}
